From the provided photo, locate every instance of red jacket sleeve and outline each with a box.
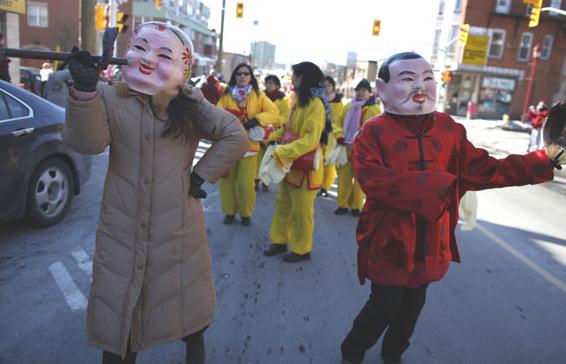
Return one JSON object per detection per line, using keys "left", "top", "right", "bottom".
{"left": 352, "top": 122, "right": 457, "bottom": 222}
{"left": 458, "top": 125, "right": 553, "bottom": 192}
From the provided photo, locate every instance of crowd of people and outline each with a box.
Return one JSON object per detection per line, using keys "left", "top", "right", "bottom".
{"left": 9, "top": 20, "right": 561, "bottom": 364}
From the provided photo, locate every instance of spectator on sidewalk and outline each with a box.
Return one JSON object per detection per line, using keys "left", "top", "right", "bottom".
{"left": 43, "top": 63, "right": 72, "bottom": 108}
{"left": 527, "top": 100, "right": 549, "bottom": 152}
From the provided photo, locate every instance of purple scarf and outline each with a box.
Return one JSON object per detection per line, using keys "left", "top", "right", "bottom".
{"left": 343, "top": 97, "right": 366, "bottom": 144}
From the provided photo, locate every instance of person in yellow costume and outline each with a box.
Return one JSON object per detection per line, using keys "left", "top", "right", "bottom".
{"left": 217, "top": 63, "right": 278, "bottom": 226}
{"left": 319, "top": 75, "right": 345, "bottom": 197}
{"left": 333, "top": 79, "right": 381, "bottom": 217}
{"left": 263, "top": 62, "right": 329, "bottom": 263}
{"left": 255, "top": 74, "right": 290, "bottom": 192}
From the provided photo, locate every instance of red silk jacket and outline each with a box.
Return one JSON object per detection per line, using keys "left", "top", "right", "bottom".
{"left": 352, "top": 112, "right": 553, "bottom": 287}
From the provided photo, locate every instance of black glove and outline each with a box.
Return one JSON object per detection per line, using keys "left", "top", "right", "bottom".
{"left": 69, "top": 47, "right": 98, "bottom": 92}
{"left": 243, "top": 118, "right": 260, "bottom": 131}
{"left": 189, "top": 172, "right": 207, "bottom": 199}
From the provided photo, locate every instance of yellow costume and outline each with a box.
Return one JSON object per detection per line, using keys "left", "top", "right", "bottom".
{"left": 256, "top": 92, "right": 290, "bottom": 181}
{"left": 322, "top": 95, "right": 345, "bottom": 191}
{"left": 217, "top": 90, "right": 278, "bottom": 218}
{"left": 333, "top": 99, "right": 381, "bottom": 210}
{"left": 269, "top": 98, "right": 325, "bottom": 254}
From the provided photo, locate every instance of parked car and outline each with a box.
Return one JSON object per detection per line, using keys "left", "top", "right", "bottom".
{"left": 19, "top": 66, "right": 43, "bottom": 96}
{"left": 0, "top": 80, "right": 91, "bottom": 226}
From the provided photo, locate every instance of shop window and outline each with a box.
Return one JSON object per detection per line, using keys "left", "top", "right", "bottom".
{"left": 540, "top": 35, "right": 553, "bottom": 60}
{"left": 495, "top": 0, "right": 511, "bottom": 14}
{"left": 488, "top": 29, "right": 505, "bottom": 59}
{"left": 517, "top": 32, "right": 533, "bottom": 62}
{"left": 27, "top": 2, "right": 48, "bottom": 28}
{"left": 479, "top": 77, "right": 515, "bottom": 115}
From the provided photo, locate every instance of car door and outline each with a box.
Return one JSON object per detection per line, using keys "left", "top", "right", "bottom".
{"left": 0, "top": 89, "right": 36, "bottom": 220}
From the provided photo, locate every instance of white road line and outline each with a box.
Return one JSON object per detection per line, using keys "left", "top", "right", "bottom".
{"left": 71, "top": 246, "right": 93, "bottom": 281}
{"left": 48, "top": 261, "right": 88, "bottom": 312}
{"left": 476, "top": 223, "right": 566, "bottom": 294}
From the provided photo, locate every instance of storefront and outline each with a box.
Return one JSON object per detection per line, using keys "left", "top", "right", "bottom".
{"left": 478, "top": 76, "right": 515, "bottom": 118}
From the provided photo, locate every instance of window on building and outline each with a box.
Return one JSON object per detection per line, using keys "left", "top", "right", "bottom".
{"left": 550, "top": 0, "right": 562, "bottom": 15}
{"left": 454, "top": 0, "right": 463, "bottom": 11}
{"left": 438, "top": 0, "right": 445, "bottom": 15}
{"left": 488, "top": 29, "right": 505, "bottom": 59}
{"left": 518, "top": 32, "right": 533, "bottom": 62}
{"left": 448, "top": 25, "right": 459, "bottom": 55}
{"left": 27, "top": 2, "right": 48, "bottom": 28}
{"left": 540, "top": 35, "right": 554, "bottom": 60}
{"left": 495, "top": 0, "right": 511, "bottom": 14}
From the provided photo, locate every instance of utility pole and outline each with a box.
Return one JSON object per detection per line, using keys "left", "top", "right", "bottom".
{"left": 215, "top": 0, "right": 226, "bottom": 76}
{"left": 522, "top": 44, "right": 541, "bottom": 117}
{"left": 80, "top": 0, "right": 97, "bottom": 53}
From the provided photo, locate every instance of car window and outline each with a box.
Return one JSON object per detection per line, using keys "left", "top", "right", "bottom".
{"left": 4, "top": 93, "right": 30, "bottom": 118}
{"left": 0, "top": 95, "right": 10, "bottom": 121}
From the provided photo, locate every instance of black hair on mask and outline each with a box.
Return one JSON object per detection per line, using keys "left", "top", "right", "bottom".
{"left": 377, "top": 52, "right": 424, "bottom": 83}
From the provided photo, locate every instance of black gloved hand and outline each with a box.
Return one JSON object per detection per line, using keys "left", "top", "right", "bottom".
{"left": 189, "top": 172, "right": 207, "bottom": 199}
{"left": 243, "top": 118, "right": 260, "bottom": 131}
{"left": 69, "top": 47, "right": 99, "bottom": 92}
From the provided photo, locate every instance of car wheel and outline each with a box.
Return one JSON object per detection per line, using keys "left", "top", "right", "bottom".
{"left": 26, "top": 158, "right": 74, "bottom": 227}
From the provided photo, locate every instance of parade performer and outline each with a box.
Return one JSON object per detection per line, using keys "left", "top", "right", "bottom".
{"left": 319, "top": 76, "right": 345, "bottom": 197}
{"left": 527, "top": 100, "right": 549, "bottom": 152}
{"left": 340, "top": 52, "right": 557, "bottom": 364}
{"left": 255, "top": 74, "right": 290, "bottom": 192}
{"left": 217, "top": 63, "right": 278, "bottom": 226}
{"left": 263, "top": 62, "right": 326, "bottom": 263}
{"left": 333, "top": 79, "right": 381, "bottom": 216}
{"left": 63, "top": 22, "right": 249, "bottom": 364}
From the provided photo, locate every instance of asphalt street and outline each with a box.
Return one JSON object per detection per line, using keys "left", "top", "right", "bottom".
{"left": 0, "top": 118, "right": 565, "bottom": 364}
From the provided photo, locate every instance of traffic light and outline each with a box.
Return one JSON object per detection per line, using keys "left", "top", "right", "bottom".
{"left": 441, "top": 69, "right": 453, "bottom": 83}
{"left": 117, "top": 12, "right": 129, "bottom": 33}
{"left": 372, "top": 19, "right": 381, "bottom": 36}
{"left": 155, "top": 0, "right": 161, "bottom": 10}
{"left": 236, "top": 2, "right": 244, "bottom": 18}
{"left": 458, "top": 24, "right": 470, "bottom": 45}
{"left": 95, "top": 4, "right": 108, "bottom": 30}
{"left": 528, "top": 0, "right": 542, "bottom": 28}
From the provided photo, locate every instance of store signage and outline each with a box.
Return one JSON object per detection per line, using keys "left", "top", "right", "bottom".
{"left": 462, "top": 35, "right": 489, "bottom": 65}
{"left": 0, "top": 0, "right": 26, "bottom": 14}
{"left": 482, "top": 77, "right": 516, "bottom": 90}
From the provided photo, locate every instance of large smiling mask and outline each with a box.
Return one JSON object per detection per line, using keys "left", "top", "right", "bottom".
{"left": 122, "top": 22, "right": 194, "bottom": 96}
{"left": 376, "top": 52, "right": 437, "bottom": 115}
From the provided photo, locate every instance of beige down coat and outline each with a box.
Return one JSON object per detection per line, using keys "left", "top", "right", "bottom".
{"left": 63, "top": 83, "right": 249, "bottom": 357}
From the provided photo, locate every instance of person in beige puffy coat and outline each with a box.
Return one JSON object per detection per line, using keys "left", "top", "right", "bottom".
{"left": 63, "top": 22, "right": 249, "bottom": 363}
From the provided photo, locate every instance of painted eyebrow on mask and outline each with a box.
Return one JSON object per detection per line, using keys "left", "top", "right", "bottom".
{"left": 398, "top": 70, "right": 416, "bottom": 76}
{"left": 160, "top": 47, "right": 174, "bottom": 53}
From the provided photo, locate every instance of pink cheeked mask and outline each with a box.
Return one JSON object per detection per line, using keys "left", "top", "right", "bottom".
{"left": 122, "top": 22, "right": 194, "bottom": 96}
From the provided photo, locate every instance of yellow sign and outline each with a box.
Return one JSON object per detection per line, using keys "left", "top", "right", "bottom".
{"left": 462, "top": 35, "right": 489, "bottom": 65}
{"left": 0, "top": 0, "right": 26, "bottom": 14}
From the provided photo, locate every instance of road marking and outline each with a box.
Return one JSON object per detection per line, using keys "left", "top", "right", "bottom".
{"left": 476, "top": 223, "right": 566, "bottom": 294}
{"left": 71, "top": 246, "right": 93, "bottom": 281}
{"left": 48, "top": 261, "right": 88, "bottom": 312}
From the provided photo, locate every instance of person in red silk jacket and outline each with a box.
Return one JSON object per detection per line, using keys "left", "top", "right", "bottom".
{"left": 340, "top": 52, "right": 559, "bottom": 364}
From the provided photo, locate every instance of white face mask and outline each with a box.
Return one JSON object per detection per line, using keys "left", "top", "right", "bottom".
{"left": 122, "top": 24, "right": 193, "bottom": 96}
{"left": 376, "top": 58, "right": 437, "bottom": 115}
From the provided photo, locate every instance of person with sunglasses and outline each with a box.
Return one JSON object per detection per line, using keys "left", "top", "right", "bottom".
{"left": 263, "top": 61, "right": 328, "bottom": 263}
{"left": 217, "top": 63, "right": 279, "bottom": 226}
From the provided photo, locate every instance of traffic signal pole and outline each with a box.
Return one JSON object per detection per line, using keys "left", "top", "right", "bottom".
{"left": 215, "top": 0, "right": 226, "bottom": 76}
{"left": 522, "top": 44, "right": 540, "bottom": 117}
{"left": 80, "top": 0, "right": 97, "bottom": 53}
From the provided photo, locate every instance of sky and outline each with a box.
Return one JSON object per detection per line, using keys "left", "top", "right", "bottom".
{"left": 203, "top": 0, "right": 439, "bottom": 66}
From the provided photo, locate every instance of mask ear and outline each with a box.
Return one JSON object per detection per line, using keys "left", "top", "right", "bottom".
{"left": 376, "top": 78, "right": 387, "bottom": 102}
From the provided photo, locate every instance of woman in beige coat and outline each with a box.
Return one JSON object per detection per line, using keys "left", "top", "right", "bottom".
{"left": 63, "top": 22, "right": 249, "bottom": 363}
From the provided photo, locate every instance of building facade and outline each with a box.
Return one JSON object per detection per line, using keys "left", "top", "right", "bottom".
{"left": 432, "top": 0, "right": 566, "bottom": 119}
{"left": 250, "top": 41, "right": 275, "bottom": 69}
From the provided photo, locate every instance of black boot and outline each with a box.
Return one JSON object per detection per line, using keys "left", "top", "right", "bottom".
{"left": 334, "top": 207, "right": 348, "bottom": 215}
{"left": 263, "top": 244, "right": 287, "bottom": 256}
{"left": 223, "top": 215, "right": 235, "bottom": 224}
{"left": 241, "top": 216, "right": 251, "bottom": 226}
{"left": 184, "top": 331, "right": 206, "bottom": 364}
{"left": 351, "top": 209, "right": 361, "bottom": 217}
{"left": 283, "top": 252, "right": 311, "bottom": 263}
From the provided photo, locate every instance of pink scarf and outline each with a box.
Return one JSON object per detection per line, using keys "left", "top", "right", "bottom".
{"left": 343, "top": 97, "right": 366, "bottom": 144}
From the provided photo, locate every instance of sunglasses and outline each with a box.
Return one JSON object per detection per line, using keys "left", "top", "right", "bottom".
{"left": 236, "top": 72, "right": 250, "bottom": 76}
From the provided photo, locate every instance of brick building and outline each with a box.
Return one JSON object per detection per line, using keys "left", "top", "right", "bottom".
{"left": 432, "top": 0, "right": 566, "bottom": 119}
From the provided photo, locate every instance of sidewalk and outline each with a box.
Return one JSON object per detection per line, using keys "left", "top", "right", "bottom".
{"left": 453, "top": 116, "right": 566, "bottom": 182}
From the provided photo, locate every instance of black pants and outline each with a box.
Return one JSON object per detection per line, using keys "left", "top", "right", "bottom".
{"left": 341, "top": 283, "right": 428, "bottom": 363}
{"left": 102, "top": 327, "right": 207, "bottom": 364}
